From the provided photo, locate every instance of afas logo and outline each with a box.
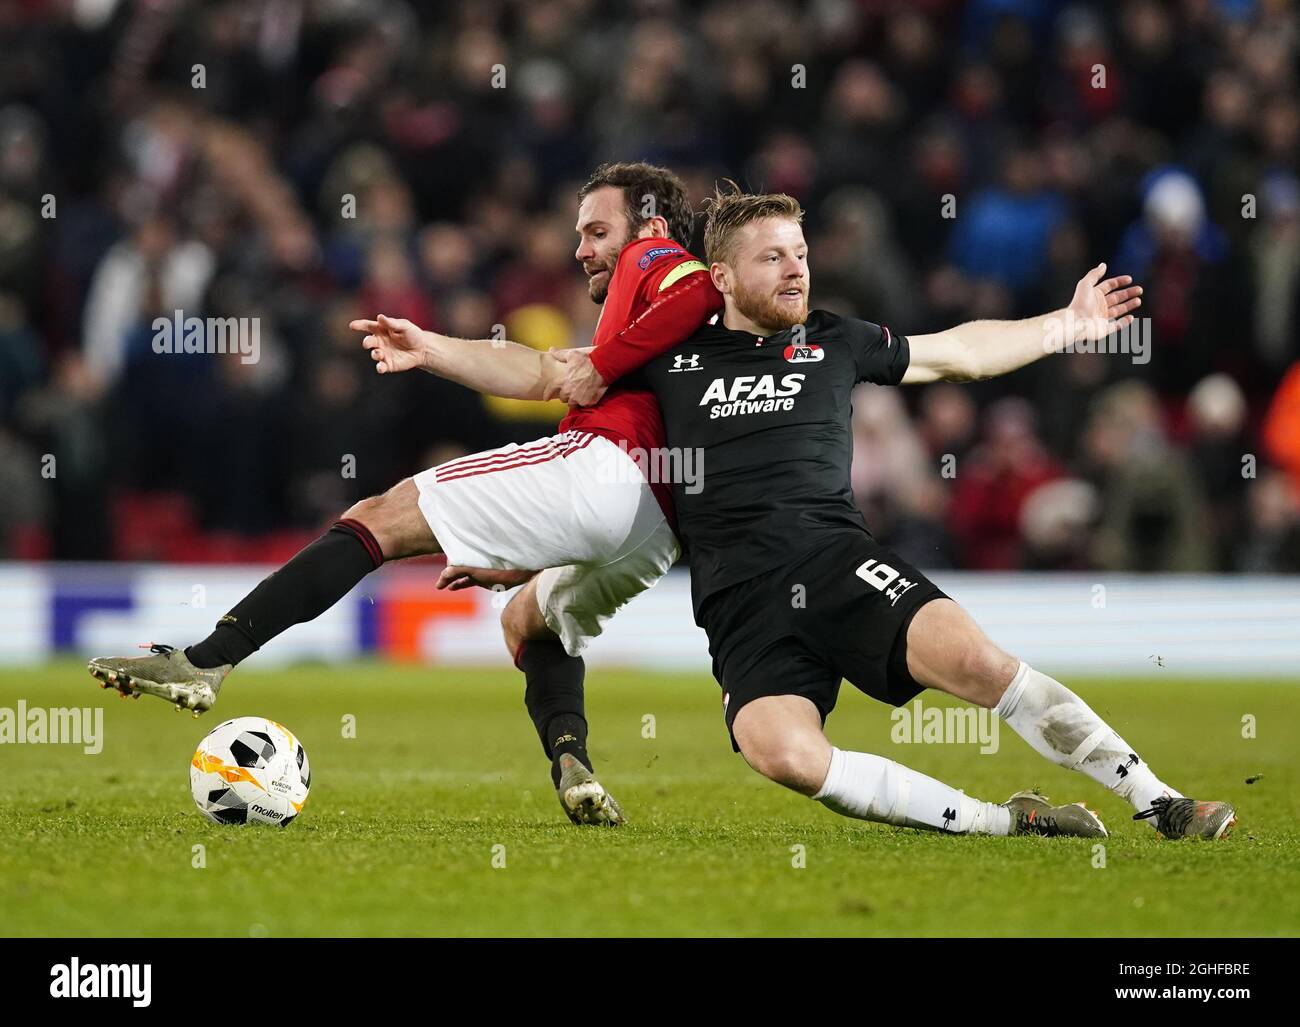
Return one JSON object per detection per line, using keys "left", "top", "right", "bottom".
{"left": 783, "top": 343, "right": 824, "bottom": 363}
{"left": 700, "top": 374, "right": 804, "bottom": 419}
{"left": 700, "top": 374, "right": 805, "bottom": 404}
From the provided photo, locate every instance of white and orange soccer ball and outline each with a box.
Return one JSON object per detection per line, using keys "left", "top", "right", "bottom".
{"left": 190, "top": 717, "right": 311, "bottom": 826}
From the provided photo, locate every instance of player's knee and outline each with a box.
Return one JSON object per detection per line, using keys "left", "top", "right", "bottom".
{"left": 341, "top": 492, "right": 383, "bottom": 529}
{"left": 738, "top": 735, "right": 826, "bottom": 796}
{"left": 345, "top": 496, "right": 398, "bottom": 556}
{"left": 500, "top": 586, "right": 551, "bottom": 659}
{"left": 343, "top": 479, "right": 431, "bottom": 560}
{"left": 500, "top": 595, "right": 531, "bottom": 657}
{"left": 956, "top": 640, "right": 1018, "bottom": 708}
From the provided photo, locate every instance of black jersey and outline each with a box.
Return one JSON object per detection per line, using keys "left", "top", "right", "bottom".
{"left": 643, "top": 309, "right": 911, "bottom": 615}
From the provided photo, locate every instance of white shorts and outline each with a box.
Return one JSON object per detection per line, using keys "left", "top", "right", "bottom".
{"left": 414, "top": 430, "right": 679, "bottom": 654}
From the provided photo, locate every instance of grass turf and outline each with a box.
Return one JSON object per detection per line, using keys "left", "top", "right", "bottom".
{"left": 1, "top": 661, "right": 1297, "bottom": 937}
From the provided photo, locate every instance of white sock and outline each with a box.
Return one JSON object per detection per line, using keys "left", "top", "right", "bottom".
{"left": 996, "top": 662, "right": 1181, "bottom": 827}
{"left": 812, "top": 747, "right": 1012, "bottom": 835}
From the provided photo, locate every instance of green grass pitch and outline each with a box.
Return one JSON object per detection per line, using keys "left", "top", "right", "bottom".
{"left": 2, "top": 661, "right": 1297, "bottom": 937}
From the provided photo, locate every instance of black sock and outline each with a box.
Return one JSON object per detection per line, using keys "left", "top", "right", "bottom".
{"left": 518, "top": 640, "right": 590, "bottom": 787}
{"left": 545, "top": 713, "right": 591, "bottom": 788}
{"left": 186, "top": 519, "right": 383, "bottom": 669}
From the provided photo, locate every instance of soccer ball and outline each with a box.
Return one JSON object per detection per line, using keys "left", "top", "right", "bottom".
{"left": 190, "top": 717, "right": 311, "bottom": 826}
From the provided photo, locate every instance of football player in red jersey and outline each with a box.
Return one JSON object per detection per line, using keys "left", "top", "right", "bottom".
{"left": 86, "top": 163, "right": 722, "bottom": 827}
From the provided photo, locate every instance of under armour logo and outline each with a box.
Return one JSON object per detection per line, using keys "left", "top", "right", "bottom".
{"left": 941, "top": 806, "right": 957, "bottom": 831}
{"left": 670, "top": 353, "right": 702, "bottom": 372}
{"left": 1116, "top": 752, "right": 1139, "bottom": 777}
{"left": 885, "top": 578, "right": 918, "bottom": 606}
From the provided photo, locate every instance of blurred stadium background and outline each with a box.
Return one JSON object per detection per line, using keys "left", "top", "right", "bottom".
{"left": 1, "top": 0, "right": 1298, "bottom": 672}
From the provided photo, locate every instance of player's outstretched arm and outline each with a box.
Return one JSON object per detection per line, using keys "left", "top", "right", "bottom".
{"left": 350, "top": 314, "right": 564, "bottom": 401}
{"left": 901, "top": 264, "right": 1142, "bottom": 384}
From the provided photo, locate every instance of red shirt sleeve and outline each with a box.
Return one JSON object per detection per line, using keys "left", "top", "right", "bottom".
{"left": 589, "top": 270, "right": 723, "bottom": 383}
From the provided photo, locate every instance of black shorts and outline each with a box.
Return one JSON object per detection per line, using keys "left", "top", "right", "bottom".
{"left": 697, "top": 530, "right": 947, "bottom": 751}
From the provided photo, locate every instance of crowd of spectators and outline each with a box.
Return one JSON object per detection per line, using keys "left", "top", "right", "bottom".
{"left": 1, "top": 0, "right": 1298, "bottom": 571}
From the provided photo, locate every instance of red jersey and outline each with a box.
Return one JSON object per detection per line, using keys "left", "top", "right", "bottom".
{"left": 560, "top": 237, "right": 722, "bottom": 518}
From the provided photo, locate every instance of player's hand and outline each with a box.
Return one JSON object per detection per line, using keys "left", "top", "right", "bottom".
{"left": 539, "top": 349, "right": 568, "bottom": 402}
{"left": 436, "top": 565, "right": 537, "bottom": 591}
{"left": 551, "top": 347, "right": 608, "bottom": 407}
{"left": 350, "top": 314, "right": 429, "bottom": 374}
{"left": 1067, "top": 263, "right": 1143, "bottom": 343}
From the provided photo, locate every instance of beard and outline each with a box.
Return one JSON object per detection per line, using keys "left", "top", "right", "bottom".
{"left": 587, "top": 263, "right": 614, "bottom": 303}
{"left": 585, "top": 237, "right": 629, "bottom": 303}
{"left": 732, "top": 278, "right": 808, "bottom": 334}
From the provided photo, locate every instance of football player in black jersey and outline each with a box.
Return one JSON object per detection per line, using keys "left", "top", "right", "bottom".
{"left": 620, "top": 187, "right": 1234, "bottom": 840}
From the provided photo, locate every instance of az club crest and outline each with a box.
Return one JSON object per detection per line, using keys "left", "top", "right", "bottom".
{"left": 783, "top": 342, "right": 824, "bottom": 363}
